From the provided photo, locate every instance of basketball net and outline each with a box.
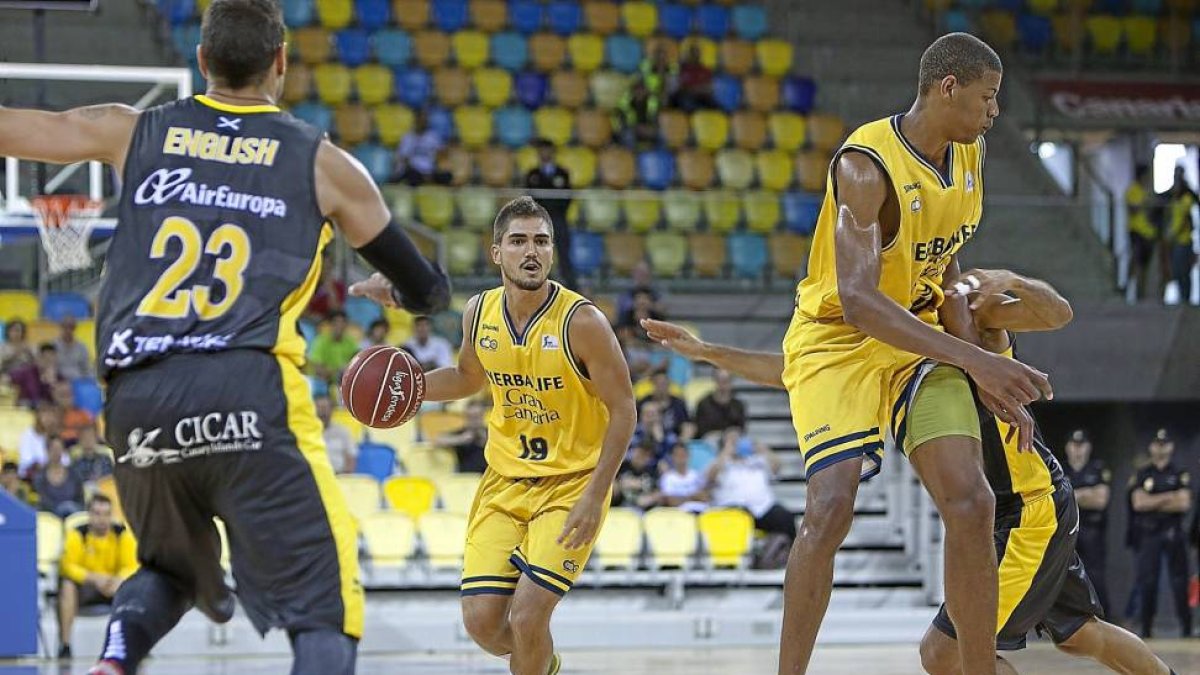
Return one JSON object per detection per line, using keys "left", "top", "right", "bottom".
{"left": 31, "top": 194, "right": 103, "bottom": 274}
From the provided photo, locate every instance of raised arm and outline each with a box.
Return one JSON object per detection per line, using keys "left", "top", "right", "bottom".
{"left": 947, "top": 268, "right": 1074, "bottom": 334}
{"left": 419, "top": 294, "right": 488, "bottom": 402}
{"left": 640, "top": 318, "right": 785, "bottom": 389}
{"left": 0, "top": 103, "right": 139, "bottom": 171}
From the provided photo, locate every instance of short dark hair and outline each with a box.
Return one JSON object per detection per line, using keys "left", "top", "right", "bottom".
{"left": 492, "top": 196, "right": 553, "bottom": 244}
{"left": 918, "top": 33, "right": 1002, "bottom": 95}
{"left": 38, "top": 342, "right": 56, "bottom": 355}
{"left": 89, "top": 494, "right": 112, "bottom": 509}
{"left": 1, "top": 461, "right": 17, "bottom": 473}
{"left": 201, "top": 0, "right": 285, "bottom": 90}
{"left": 328, "top": 310, "right": 347, "bottom": 322}
{"left": 413, "top": 315, "right": 432, "bottom": 324}
{"left": 369, "top": 318, "right": 390, "bottom": 332}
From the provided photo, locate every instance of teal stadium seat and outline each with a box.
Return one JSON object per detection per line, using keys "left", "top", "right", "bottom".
{"left": 728, "top": 233, "right": 768, "bottom": 279}
{"left": 375, "top": 29, "right": 413, "bottom": 66}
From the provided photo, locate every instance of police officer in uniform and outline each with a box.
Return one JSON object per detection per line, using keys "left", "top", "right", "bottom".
{"left": 1062, "top": 429, "right": 1112, "bottom": 612}
{"left": 1129, "top": 429, "right": 1193, "bottom": 638}
{"left": 524, "top": 138, "right": 575, "bottom": 288}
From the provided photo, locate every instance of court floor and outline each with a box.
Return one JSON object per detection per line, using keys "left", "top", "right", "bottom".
{"left": 11, "top": 642, "right": 1200, "bottom": 674}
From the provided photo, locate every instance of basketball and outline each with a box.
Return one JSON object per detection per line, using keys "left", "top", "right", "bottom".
{"left": 339, "top": 345, "right": 426, "bottom": 429}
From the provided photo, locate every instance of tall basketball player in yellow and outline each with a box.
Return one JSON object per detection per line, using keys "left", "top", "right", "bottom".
{"left": 355, "top": 197, "right": 636, "bottom": 675}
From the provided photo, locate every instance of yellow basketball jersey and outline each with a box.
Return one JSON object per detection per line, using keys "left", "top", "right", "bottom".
{"left": 470, "top": 282, "right": 609, "bottom": 478}
{"left": 989, "top": 344, "right": 1056, "bottom": 506}
{"left": 795, "top": 115, "right": 985, "bottom": 330}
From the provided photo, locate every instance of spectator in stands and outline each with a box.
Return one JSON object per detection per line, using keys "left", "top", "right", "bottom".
{"left": 308, "top": 311, "right": 360, "bottom": 386}
{"left": 616, "top": 261, "right": 663, "bottom": 320}
{"left": 435, "top": 399, "right": 488, "bottom": 474}
{"left": 638, "top": 369, "right": 691, "bottom": 438}
{"left": 70, "top": 423, "right": 113, "bottom": 489}
{"left": 57, "top": 494, "right": 138, "bottom": 660}
{"left": 304, "top": 260, "right": 346, "bottom": 322}
{"left": 694, "top": 370, "right": 747, "bottom": 438}
{"left": 659, "top": 442, "right": 708, "bottom": 513}
{"left": 630, "top": 399, "right": 678, "bottom": 459}
{"left": 613, "top": 77, "right": 660, "bottom": 147}
{"left": 525, "top": 138, "right": 575, "bottom": 289}
{"left": 403, "top": 316, "right": 454, "bottom": 371}
{"left": 612, "top": 440, "right": 662, "bottom": 510}
{"left": 17, "top": 402, "right": 64, "bottom": 478}
{"left": 53, "top": 315, "right": 90, "bottom": 381}
{"left": 10, "top": 342, "right": 61, "bottom": 407}
{"left": 0, "top": 461, "right": 35, "bottom": 505}
{"left": 1126, "top": 164, "right": 1159, "bottom": 303}
{"left": 1164, "top": 165, "right": 1197, "bottom": 306}
{"left": 671, "top": 43, "right": 718, "bottom": 112}
{"left": 52, "top": 380, "right": 92, "bottom": 444}
{"left": 34, "top": 436, "right": 83, "bottom": 518}
{"left": 618, "top": 326, "right": 657, "bottom": 383}
{"left": 706, "top": 427, "right": 795, "bottom": 545}
{"left": 392, "top": 110, "right": 451, "bottom": 186}
{"left": 314, "top": 395, "right": 356, "bottom": 474}
{"left": 640, "top": 44, "right": 678, "bottom": 102}
{"left": 0, "top": 319, "right": 35, "bottom": 375}
{"left": 361, "top": 318, "right": 391, "bottom": 349}
{"left": 616, "top": 288, "right": 665, "bottom": 340}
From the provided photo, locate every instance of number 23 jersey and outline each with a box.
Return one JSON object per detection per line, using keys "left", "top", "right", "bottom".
{"left": 469, "top": 283, "right": 609, "bottom": 478}
{"left": 98, "top": 95, "right": 329, "bottom": 380}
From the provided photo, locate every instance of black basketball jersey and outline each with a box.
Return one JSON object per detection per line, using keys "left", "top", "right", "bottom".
{"left": 97, "top": 96, "right": 329, "bottom": 380}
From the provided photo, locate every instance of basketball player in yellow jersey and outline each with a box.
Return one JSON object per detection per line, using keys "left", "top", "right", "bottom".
{"left": 354, "top": 197, "right": 635, "bottom": 675}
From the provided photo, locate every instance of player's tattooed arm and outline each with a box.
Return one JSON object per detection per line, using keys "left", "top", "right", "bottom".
{"left": 0, "top": 103, "right": 139, "bottom": 170}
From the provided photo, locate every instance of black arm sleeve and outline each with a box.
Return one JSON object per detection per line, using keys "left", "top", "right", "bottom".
{"left": 355, "top": 219, "right": 451, "bottom": 316}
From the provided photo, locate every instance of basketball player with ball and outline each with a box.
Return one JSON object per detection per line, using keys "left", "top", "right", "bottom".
{"left": 350, "top": 196, "right": 636, "bottom": 675}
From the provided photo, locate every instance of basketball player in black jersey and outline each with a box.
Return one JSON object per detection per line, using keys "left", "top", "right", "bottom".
{"left": 640, "top": 270, "right": 1175, "bottom": 675}
{"left": 0, "top": 2, "right": 448, "bottom": 674}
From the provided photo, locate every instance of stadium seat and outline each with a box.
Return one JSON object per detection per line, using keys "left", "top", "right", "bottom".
{"left": 756, "top": 150, "right": 793, "bottom": 191}
{"left": 570, "top": 230, "right": 605, "bottom": 275}
{"left": 314, "top": 63, "right": 352, "bottom": 106}
{"left": 807, "top": 114, "right": 845, "bottom": 152}
{"left": 338, "top": 475, "right": 383, "bottom": 521}
{"left": 355, "top": 0, "right": 391, "bottom": 30}
{"left": 352, "top": 142, "right": 393, "bottom": 183}
{"left": 605, "top": 232, "right": 646, "bottom": 275}
{"left": 677, "top": 149, "right": 715, "bottom": 190}
{"left": 593, "top": 508, "right": 643, "bottom": 569}
{"left": 782, "top": 191, "right": 821, "bottom": 235}
{"left": 1017, "top": 13, "right": 1053, "bottom": 53}
{"left": 731, "top": 111, "right": 767, "bottom": 151}
{"left": 711, "top": 74, "right": 743, "bottom": 113}
{"left": 581, "top": 190, "right": 621, "bottom": 231}
{"left": 40, "top": 292, "right": 89, "bottom": 321}
{"left": 331, "top": 408, "right": 366, "bottom": 444}
{"left": 515, "top": 70, "right": 549, "bottom": 108}
{"left": 547, "top": 0, "right": 583, "bottom": 35}
{"left": 415, "top": 185, "right": 455, "bottom": 229}
{"left": 452, "top": 31, "right": 490, "bottom": 70}
{"left": 1133, "top": 0, "right": 1163, "bottom": 11}
{"left": 598, "top": 146, "right": 636, "bottom": 189}
{"left": 474, "top": 67, "right": 513, "bottom": 107}
{"left": 434, "top": 67, "right": 471, "bottom": 107}
{"left": 361, "top": 511, "right": 416, "bottom": 566}
{"left": 703, "top": 191, "right": 741, "bottom": 233}
{"left": 1051, "top": 14, "right": 1083, "bottom": 54}
{"left": 589, "top": 70, "right": 629, "bottom": 109}
{"left": 658, "top": 110, "right": 691, "bottom": 149}
{"left": 942, "top": 8, "right": 970, "bottom": 34}
{"left": 743, "top": 75, "right": 780, "bottom": 113}
{"left": 680, "top": 36, "right": 718, "bottom": 69}
{"left": 732, "top": 5, "right": 767, "bottom": 40}
{"left": 414, "top": 31, "right": 451, "bottom": 69}
{"left": 719, "top": 39, "right": 755, "bottom": 76}
{"left": 662, "top": 190, "right": 702, "bottom": 231}
{"left": 419, "top": 511, "right": 468, "bottom": 568}
{"left": 980, "top": 11, "right": 1017, "bottom": 49}
{"left": 769, "top": 112, "right": 807, "bottom": 152}
{"left": 756, "top": 39, "right": 793, "bottom": 77}
{"left": 533, "top": 107, "right": 574, "bottom": 146}
{"left": 284, "top": 0, "right": 316, "bottom": 26}
{"left": 418, "top": 410, "right": 465, "bottom": 441}
{"left": 382, "top": 185, "right": 415, "bottom": 224}
{"left": 743, "top": 191, "right": 781, "bottom": 233}
{"left": 344, "top": 293, "right": 383, "bottom": 331}
{"left": 686, "top": 437, "right": 717, "bottom": 471}
{"left": 491, "top": 32, "right": 529, "bottom": 71}
{"left": 373, "top": 103, "right": 414, "bottom": 145}
{"left": 715, "top": 149, "right": 753, "bottom": 190}
{"left": 451, "top": 106, "right": 490, "bottom": 148}
{"left": 356, "top": 443, "right": 398, "bottom": 482}
{"left": 455, "top": 187, "right": 497, "bottom": 231}
{"left": 0, "top": 407, "right": 34, "bottom": 458}
{"left": 294, "top": 27, "right": 333, "bottom": 64}
{"left": 659, "top": 3, "right": 693, "bottom": 40}
{"left": 691, "top": 110, "right": 729, "bottom": 151}
{"left": 432, "top": 0, "right": 468, "bottom": 32}
{"left": 282, "top": 64, "right": 312, "bottom": 105}
{"left": 395, "top": 67, "right": 432, "bottom": 107}
{"left": 316, "top": 0, "right": 353, "bottom": 29}
{"left": 688, "top": 233, "right": 726, "bottom": 277}
{"left": 551, "top": 70, "right": 589, "bottom": 107}
{"left": 576, "top": 108, "right": 612, "bottom": 147}
{"left": 695, "top": 4, "right": 730, "bottom": 39}
{"left": 444, "top": 229, "right": 481, "bottom": 275}
{"left": 643, "top": 508, "right": 697, "bottom": 569}
{"left": 1124, "top": 16, "right": 1157, "bottom": 57}
{"left": 605, "top": 34, "right": 644, "bottom": 74}
{"left": 291, "top": 101, "right": 333, "bottom": 132}
{"left": 623, "top": 193, "right": 662, "bottom": 233}
{"left": 530, "top": 33, "right": 568, "bottom": 71}
{"left": 645, "top": 36, "right": 680, "bottom": 64}
{"left": 567, "top": 33, "right": 605, "bottom": 72}
{"left": 795, "top": 150, "right": 829, "bottom": 192}
{"left": 427, "top": 106, "right": 455, "bottom": 140}
{"left": 646, "top": 231, "right": 687, "bottom": 276}
{"left": 729, "top": 232, "right": 768, "bottom": 278}
{"left": 443, "top": 144, "right": 475, "bottom": 186}
{"left": 1161, "top": 15, "right": 1190, "bottom": 54}
{"left": 770, "top": 232, "right": 811, "bottom": 279}
{"left": 509, "top": 0, "right": 543, "bottom": 34}
{"left": 74, "top": 319, "right": 96, "bottom": 361}
{"left": 435, "top": 473, "right": 482, "bottom": 514}
{"left": 171, "top": 24, "right": 201, "bottom": 63}
{"left": 400, "top": 442, "right": 457, "bottom": 477}
{"left": 478, "top": 146, "right": 514, "bottom": 187}
{"left": 353, "top": 64, "right": 393, "bottom": 106}
{"left": 781, "top": 75, "right": 816, "bottom": 114}
{"left": 637, "top": 148, "right": 676, "bottom": 190}
{"left": 698, "top": 508, "right": 754, "bottom": 568}
{"left": 36, "top": 511, "right": 63, "bottom": 577}
{"left": 557, "top": 146, "right": 597, "bottom": 186}
{"left": 335, "top": 28, "right": 370, "bottom": 67}
{"left": 393, "top": 0, "right": 429, "bottom": 31}
{"left": 492, "top": 105, "right": 531, "bottom": 148}
{"left": 383, "top": 476, "right": 438, "bottom": 519}
{"left": 70, "top": 378, "right": 103, "bottom": 416}
{"left": 622, "top": 1, "right": 658, "bottom": 38}
{"left": 584, "top": 1, "right": 621, "bottom": 35}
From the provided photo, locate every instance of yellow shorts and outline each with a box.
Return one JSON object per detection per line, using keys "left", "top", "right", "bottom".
{"left": 460, "top": 467, "right": 608, "bottom": 598}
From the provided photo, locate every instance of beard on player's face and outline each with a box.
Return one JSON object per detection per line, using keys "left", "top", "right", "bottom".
{"left": 501, "top": 262, "right": 550, "bottom": 291}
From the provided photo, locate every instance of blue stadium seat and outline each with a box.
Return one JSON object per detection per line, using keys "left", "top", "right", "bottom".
{"left": 344, "top": 294, "right": 384, "bottom": 329}
{"left": 41, "top": 292, "right": 90, "bottom": 321}
{"left": 426, "top": 106, "right": 455, "bottom": 140}
{"left": 732, "top": 5, "right": 767, "bottom": 41}
{"left": 667, "top": 352, "right": 692, "bottom": 387}
{"left": 291, "top": 101, "right": 333, "bottom": 131}
{"left": 605, "top": 34, "right": 644, "bottom": 74}
{"left": 495, "top": 106, "right": 534, "bottom": 147}
{"left": 160, "top": 0, "right": 194, "bottom": 26}
{"left": 307, "top": 375, "right": 329, "bottom": 397}
{"left": 659, "top": 3, "right": 693, "bottom": 40}
{"left": 943, "top": 9, "right": 970, "bottom": 34}
{"left": 171, "top": 24, "right": 201, "bottom": 64}
{"left": 72, "top": 378, "right": 103, "bottom": 416}
{"left": 299, "top": 319, "right": 319, "bottom": 347}
{"left": 687, "top": 439, "right": 717, "bottom": 472}
{"left": 335, "top": 29, "right": 371, "bottom": 68}
{"left": 695, "top": 5, "right": 730, "bottom": 40}
{"left": 638, "top": 149, "right": 676, "bottom": 191}
{"left": 780, "top": 75, "right": 816, "bottom": 114}
{"left": 395, "top": 67, "right": 432, "bottom": 107}
{"left": 375, "top": 29, "right": 412, "bottom": 66}
{"left": 781, "top": 192, "right": 821, "bottom": 235}
{"left": 1017, "top": 14, "right": 1052, "bottom": 52}
{"left": 570, "top": 230, "right": 605, "bottom": 277}
{"left": 712, "top": 74, "right": 743, "bottom": 113}
{"left": 354, "top": 0, "right": 391, "bottom": 31}
{"left": 491, "top": 32, "right": 529, "bottom": 71}
{"left": 1132, "top": 0, "right": 1163, "bottom": 13}
{"left": 509, "top": 0, "right": 543, "bottom": 34}
{"left": 547, "top": 0, "right": 582, "bottom": 36}
{"left": 432, "top": 0, "right": 469, "bottom": 32}
{"left": 351, "top": 143, "right": 393, "bottom": 184}
{"left": 728, "top": 233, "right": 767, "bottom": 279}
{"left": 356, "top": 443, "right": 397, "bottom": 482}
{"left": 515, "top": 71, "right": 548, "bottom": 108}
{"left": 283, "top": 0, "right": 316, "bottom": 26}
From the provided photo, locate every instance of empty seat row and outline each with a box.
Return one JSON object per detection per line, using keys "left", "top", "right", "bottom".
{"left": 942, "top": 9, "right": 1196, "bottom": 57}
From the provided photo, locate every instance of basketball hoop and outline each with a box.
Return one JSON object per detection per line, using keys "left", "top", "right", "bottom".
{"left": 31, "top": 194, "right": 104, "bottom": 274}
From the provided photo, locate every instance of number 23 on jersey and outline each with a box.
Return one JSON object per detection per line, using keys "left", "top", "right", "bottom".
{"left": 136, "top": 216, "right": 252, "bottom": 320}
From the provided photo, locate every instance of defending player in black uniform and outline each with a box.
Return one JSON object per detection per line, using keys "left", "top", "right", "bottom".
{"left": 1062, "top": 429, "right": 1112, "bottom": 613}
{"left": 0, "top": 2, "right": 449, "bottom": 674}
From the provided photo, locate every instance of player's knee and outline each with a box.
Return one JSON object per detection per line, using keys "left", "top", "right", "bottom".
{"left": 289, "top": 629, "right": 357, "bottom": 675}
{"left": 798, "top": 490, "right": 855, "bottom": 550}
{"left": 461, "top": 598, "right": 509, "bottom": 651}
{"left": 1054, "top": 620, "right": 1098, "bottom": 658}
{"left": 507, "top": 596, "right": 554, "bottom": 640}
{"left": 937, "top": 483, "right": 994, "bottom": 533}
{"left": 918, "top": 629, "right": 957, "bottom": 674}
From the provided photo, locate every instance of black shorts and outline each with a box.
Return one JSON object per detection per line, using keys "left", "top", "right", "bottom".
{"left": 932, "top": 485, "right": 1103, "bottom": 650}
{"left": 104, "top": 350, "right": 364, "bottom": 638}
{"left": 64, "top": 579, "right": 110, "bottom": 608}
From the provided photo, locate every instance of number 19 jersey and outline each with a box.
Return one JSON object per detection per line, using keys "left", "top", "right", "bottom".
{"left": 469, "top": 283, "right": 608, "bottom": 478}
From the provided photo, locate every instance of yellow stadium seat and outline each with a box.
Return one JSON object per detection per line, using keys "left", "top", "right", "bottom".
{"left": 605, "top": 232, "right": 646, "bottom": 275}
{"left": 435, "top": 473, "right": 482, "bottom": 514}
{"left": 551, "top": 70, "right": 589, "bottom": 108}
{"left": 646, "top": 231, "right": 687, "bottom": 276}
{"left": 337, "top": 474, "right": 383, "bottom": 521}
{"left": 63, "top": 511, "right": 88, "bottom": 534}
{"left": 698, "top": 508, "right": 754, "bottom": 568}
{"left": 478, "top": 146, "right": 515, "bottom": 187}
{"left": 434, "top": 67, "right": 472, "bottom": 107}
{"left": 295, "top": 27, "right": 333, "bottom": 65}
{"left": 374, "top": 104, "right": 415, "bottom": 146}
{"left": 400, "top": 443, "right": 458, "bottom": 477}
{"left": 743, "top": 191, "right": 781, "bottom": 233}
{"left": 1052, "top": 14, "right": 1084, "bottom": 54}
{"left": 334, "top": 104, "right": 373, "bottom": 145}
{"left": 663, "top": 190, "right": 702, "bottom": 231}
{"left": 331, "top": 407, "right": 366, "bottom": 443}
{"left": 688, "top": 233, "right": 726, "bottom": 277}
{"left": 0, "top": 407, "right": 34, "bottom": 458}
{"left": 1122, "top": 16, "right": 1156, "bottom": 57}
{"left": 796, "top": 150, "right": 830, "bottom": 192}
{"left": 731, "top": 111, "right": 767, "bottom": 151}
{"left": 384, "top": 475, "right": 438, "bottom": 519}
{"left": 590, "top": 70, "right": 630, "bottom": 110}
{"left": 755, "top": 150, "right": 793, "bottom": 191}
{"left": 534, "top": 107, "right": 575, "bottom": 146}
{"left": 593, "top": 508, "right": 643, "bottom": 569}
{"left": 584, "top": 1, "right": 621, "bottom": 35}
{"left": 807, "top": 114, "right": 845, "bottom": 153}
{"left": 720, "top": 39, "right": 756, "bottom": 76}
{"left": 418, "top": 410, "right": 465, "bottom": 441}
{"left": 770, "top": 232, "right": 811, "bottom": 279}
{"left": 643, "top": 508, "right": 697, "bottom": 569}
{"left": 452, "top": 30, "right": 490, "bottom": 70}
{"left": 361, "top": 511, "right": 417, "bottom": 566}
{"left": 0, "top": 291, "right": 39, "bottom": 324}
{"left": 441, "top": 145, "right": 473, "bottom": 184}
{"left": 1086, "top": 15, "right": 1121, "bottom": 55}
{"left": 1027, "top": 0, "right": 1057, "bottom": 15}
{"left": 457, "top": 187, "right": 498, "bottom": 231}
{"left": 622, "top": 1, "right": 658, "bottom": 38}
{"left": 923, "top": 0, "right": 952, "bottom": 10}
{"left": 691, "top": 110, "right": 729, "bottom": 151}
{"left": 680, "top": 37, "right": 718, "bottom": 69}
{"left": 414, "top": 31, "right": 452, "bottom": 69}
{"left": 658, "top": 109, "right": 691, "bottom": 149}
{"left": 715, "top": 149, "right": 753, "bottom": 190}
{"left": 314, "top": 63, "right": 352, "bottom": 106}
{"left": 75, "top": 319, "right": 96, "bottom": 362}
{"left": 581, "top": 190, "right": 621, "bottom": 231}
{"left": 980, "top": 11, "right": 1017, "bottom": 49}
{"left": 683, "top": 376, "right": 715, "bottom": 409}
{"left": 768, "top": 112, "right": 807, "bottom": 152}
{"left": 515, "top": 146, "right": 540, "bottom": 175}
{"left": 622, "top": 193, "right": 662, "bottom": 233}
{"left": 557, "top": 146, "right": 597, "bottom": 187}
{"left": 354, "top": 64, "right": 394, "bottom": 106}
{"left": 455, "top": 106, "right": 494, "bottom": 148}
{"left": 283, "top": 63, "right": 312, "bottom": 105}
{"left": 36, "top": 511, "right": 62, "bottom": 577}
{"left": 743, "top": 75, "right": 779, "bottom": 113}
{"left": 383, "top": 185, "right": 414, "bottom": 225}
{"left": 678, "top": 149, "right": 715, "bottom": 190}
{"left": 394, "top": 0, "right": 430, "bottom": 31}
{"left": 598, "top": 146, "right": 636, "bottom": 189}
{"left": 530, "top": 33, "right": 568, "bottom": 72}
{"left": 703, "top": 191, "right": 741, "bottom": 234}
{"left": 470, "top": 0, "right": 507, "bottom": 32}
{"left": 756, "top": 39, "right": 793, "bottom": 77}
{"left": 419, "top": 511, "right": 468, "bottom": 568}
{"left": 26, "top": 320, "right": 57, "bottom": 346}
{"left": 316, "top": 0, "right": 353, "bottom": 30}
{"left": 568, "top": 34, "right": 606, "bottom": 73}
{"left": 416, "top": 185, "right": 455, "bottom": 229}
